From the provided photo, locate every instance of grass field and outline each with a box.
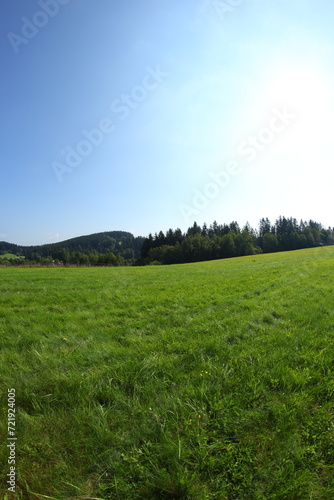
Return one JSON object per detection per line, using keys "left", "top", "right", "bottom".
{"left": 1, "top": 246, "right": 334, "bottom": 499}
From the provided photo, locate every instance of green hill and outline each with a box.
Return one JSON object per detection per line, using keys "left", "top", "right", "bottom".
{"left": 0, "top": 231, "right": 145, "bottom": 261}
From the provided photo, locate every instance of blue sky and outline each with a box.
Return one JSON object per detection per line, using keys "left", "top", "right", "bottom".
{"left": 1, "top": 0, "right": 334, "bottom": 245}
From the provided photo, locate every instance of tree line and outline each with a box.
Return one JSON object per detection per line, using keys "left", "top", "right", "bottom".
{"left": 138, "top": 217, "right": 334, "bottom": 265}
{"left": 1, "top": 217, "right": 333, "bottom": 267}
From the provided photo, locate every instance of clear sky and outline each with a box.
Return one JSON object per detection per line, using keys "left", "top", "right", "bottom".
{"left": 1, "top": 0, "right": 333, "bottom": 245}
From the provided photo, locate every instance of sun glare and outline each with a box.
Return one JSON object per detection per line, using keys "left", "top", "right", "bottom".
{"left": 266, "top": 66, "right": 328, "bottom": 112}
{"left": 249, "top": 62, "right": 334, "bottom": 188}
{"left": 263, "top": 64, "right": 332, "bottom": 151}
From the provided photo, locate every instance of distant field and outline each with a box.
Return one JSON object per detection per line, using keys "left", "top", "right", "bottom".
{"left": 0, "top": 254, "right": 24, "bottom": 261}
{"left": 1, "top": 247, "right": 334, "bottom": 499}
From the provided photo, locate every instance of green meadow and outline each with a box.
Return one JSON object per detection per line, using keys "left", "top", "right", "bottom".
{"left": 0, "top": 254, "right": 24, "bottom": 262}
{"left": 1, "top": 246, "right": 334, "bottom": 499}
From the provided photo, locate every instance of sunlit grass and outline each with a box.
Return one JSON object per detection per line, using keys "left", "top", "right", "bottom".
{"left": 1, "top": 246, "right": 334, "bottom": 499}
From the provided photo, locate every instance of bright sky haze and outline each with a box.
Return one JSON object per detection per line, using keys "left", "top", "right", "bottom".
{"left": 1, "top": 0, "right": 333, "bottom": 245}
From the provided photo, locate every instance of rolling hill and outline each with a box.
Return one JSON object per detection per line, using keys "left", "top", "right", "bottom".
{"left": 0, "top": 231, "right": 145, "bottom": 261}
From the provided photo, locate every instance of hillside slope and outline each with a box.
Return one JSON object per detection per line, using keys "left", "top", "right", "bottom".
{"left": 0, "top": 231, "right": 145, "bottom": 260}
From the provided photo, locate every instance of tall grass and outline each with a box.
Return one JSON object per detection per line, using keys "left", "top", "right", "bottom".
{"left": 1, "top": 246, "right": 334, "bottom": 499}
